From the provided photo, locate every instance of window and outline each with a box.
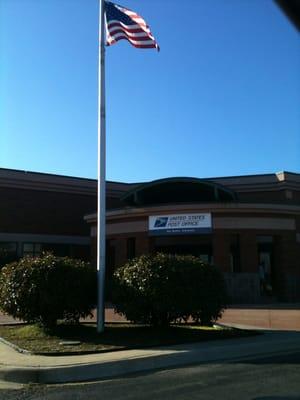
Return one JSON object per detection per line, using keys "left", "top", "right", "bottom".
{"left": 0, "top": 242, "right": 18, "bottom": 253}
{"left": 200, "top": 254, "right": 213, "bottom": 264}
{"left": 23, "top": 243, "right": 42, "bottom": 257}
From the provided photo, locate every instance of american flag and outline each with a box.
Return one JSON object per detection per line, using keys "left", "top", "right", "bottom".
{"left": 104, "top": 1, "right": 159, "bottom": 51}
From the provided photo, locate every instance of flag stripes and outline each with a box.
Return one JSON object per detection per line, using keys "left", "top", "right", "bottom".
{"left": 104, "top": 1, "right": 159, "bottom": 50}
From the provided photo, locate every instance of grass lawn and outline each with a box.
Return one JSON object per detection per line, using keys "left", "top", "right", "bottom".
{"left": 0, "top": 323, "right": 259, "bottom": 355}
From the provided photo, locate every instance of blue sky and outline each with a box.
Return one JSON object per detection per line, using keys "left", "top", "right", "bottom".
{"left": 1, "top": 0, "right": 299, "bottom": 183}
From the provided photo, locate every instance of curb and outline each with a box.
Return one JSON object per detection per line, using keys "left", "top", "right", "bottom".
{"left": 1, "top": 333, "right": 300, "bottom": 384}
{"left": 0, "top": 337, "right": 31, "bottom": 355}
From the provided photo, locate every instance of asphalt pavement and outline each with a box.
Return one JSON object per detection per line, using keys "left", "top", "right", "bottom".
{"left": 1, "top": 351, "right": 300, "bottom": 400}
{"left": 1, "top": 330, "right": 300, "bottom": 385}
{"left": 1, "top": 304, "right": 300, "bottom": 389}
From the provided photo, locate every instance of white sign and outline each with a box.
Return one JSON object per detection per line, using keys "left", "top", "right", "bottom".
{"left": 149, "top": 214, "right": 212, "bottom": 236}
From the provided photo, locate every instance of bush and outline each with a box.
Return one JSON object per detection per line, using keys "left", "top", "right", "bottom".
{"left": 112, "top": 253, "right": 228, "bottom": 327}
{"left": 0, "top": 253, "right": 96, "bottom": 328}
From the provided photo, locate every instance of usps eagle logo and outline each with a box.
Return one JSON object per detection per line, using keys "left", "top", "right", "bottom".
{"left": 154, "top": 217, "right": 168, "bottom": 228}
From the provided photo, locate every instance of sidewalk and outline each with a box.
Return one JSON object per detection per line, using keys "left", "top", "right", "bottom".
{"left": 1, "top": 330, "right": 300, "bottom": 384}
{"left": 1, "top": 304, "right": 300, "bottom": 385}
{"left": 220, "top": 306, "right": 300, "bottom": 331}
{"left": 2, "top": 304, "right": 300, "bottom": 330}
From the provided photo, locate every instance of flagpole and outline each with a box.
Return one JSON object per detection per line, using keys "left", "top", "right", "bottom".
{"left": 97, "top": 0, "right": 106, "bottom": 333}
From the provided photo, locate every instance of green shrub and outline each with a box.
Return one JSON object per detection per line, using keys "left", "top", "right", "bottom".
{"left": 0, "top": 253, "right": 96, "bottom": 328}
{"left": 112, "top": 253, "right": 228, "bottom": 327}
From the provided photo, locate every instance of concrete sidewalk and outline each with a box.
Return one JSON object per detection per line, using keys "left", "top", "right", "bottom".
{"left": 220, "top": 305, "right": 300, "bottom": 331}
{"left": 2, "top": 304, "right": 300, "bottom": 330}
{"left": 1, "top": 330, "right": 300, "bottom": 385}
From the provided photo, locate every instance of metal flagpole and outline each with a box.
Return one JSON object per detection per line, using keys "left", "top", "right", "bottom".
{"left": 97, "top": 0, "right": 106, "bottom": 333}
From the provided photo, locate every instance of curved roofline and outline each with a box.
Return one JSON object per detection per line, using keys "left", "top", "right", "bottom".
{"left": 121, "top": 177, "right": 238, "bottom": 205}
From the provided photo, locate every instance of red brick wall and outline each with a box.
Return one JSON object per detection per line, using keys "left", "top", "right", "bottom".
{"left": 238, "top": 190, "right": 286, "bottom": 203}
{"left": 0, "top": 187, "right": 96, "bottom": 235}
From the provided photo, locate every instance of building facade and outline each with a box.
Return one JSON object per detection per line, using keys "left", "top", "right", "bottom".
{"left": 85, "top": 172, "right": 300, "bottom": 303}
{"left": 1, "top": 168, "right": 299, "bottom": 304}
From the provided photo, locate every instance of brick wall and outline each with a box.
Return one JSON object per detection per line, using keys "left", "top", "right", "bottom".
{"left": 0, "top": 187, "right": 96, "bottom": 235}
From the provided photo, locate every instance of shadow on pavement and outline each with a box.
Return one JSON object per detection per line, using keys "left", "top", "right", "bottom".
{"left": 253, "top": 397, "right": 300, "bottom": 400}
{"left": 230, "top": 351, "right": 300, "bottom": 366}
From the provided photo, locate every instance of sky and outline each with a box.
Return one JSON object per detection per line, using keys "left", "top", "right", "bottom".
{"left": 1, "top": 0, "right": 299, "bottom": 183}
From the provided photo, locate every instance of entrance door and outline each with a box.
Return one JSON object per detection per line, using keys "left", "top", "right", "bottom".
{"left": 258, "top": 239, "right": 275, "bottom": 297}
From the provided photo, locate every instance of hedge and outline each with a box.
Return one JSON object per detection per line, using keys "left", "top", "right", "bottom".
{"left": 0, "top": 253, "right": 96, "bottom": 328}
{"left": 112, "top": 253, "right": 228, "bottom": 327}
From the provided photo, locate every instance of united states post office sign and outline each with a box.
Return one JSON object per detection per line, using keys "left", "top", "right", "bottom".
{"left": 148, "top": 214, "right": 212, "bottom": 236}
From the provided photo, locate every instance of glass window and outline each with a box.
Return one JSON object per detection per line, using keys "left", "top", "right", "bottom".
{"left": 0, "top": 242, "right": 17, "bottom": 252}
{"left": 23, "top": 243, "right": 34, "bottom": 253}
{"left": 199, "top": 254, "right": 210, "bottom": 263}
{"left": 23, "top": 243, "right": 42, "bottom": 257}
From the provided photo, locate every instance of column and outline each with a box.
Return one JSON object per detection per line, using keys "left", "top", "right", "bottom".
{"left": 213, "top": 231, "right": 231, "bottom": 272}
